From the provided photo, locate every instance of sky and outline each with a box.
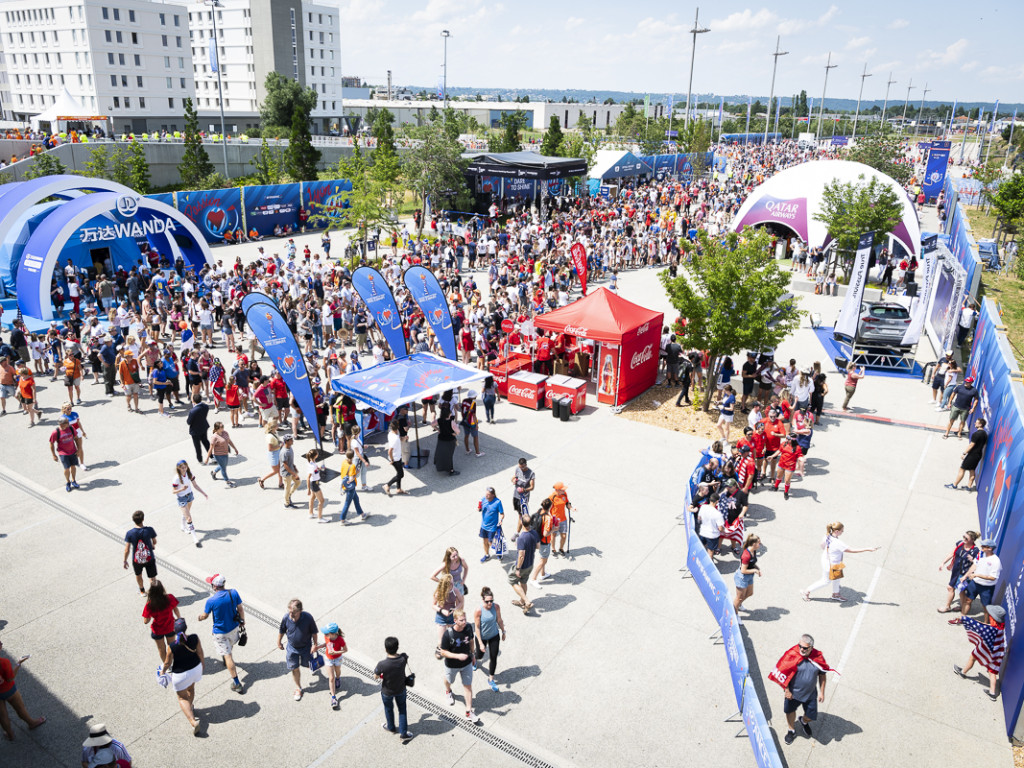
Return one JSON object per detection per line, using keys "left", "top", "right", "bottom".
{"left": 333, "top": 0, "right": 1023, "bottom": 104}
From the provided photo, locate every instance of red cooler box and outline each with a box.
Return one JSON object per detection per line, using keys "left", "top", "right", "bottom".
{"left": 547, "top": 375, "right": 587, "bottom": 414}
{"left": 489, "top": 354, "right": 532, "bottom": 397}
{"left": 508, "top": 371, "right": 547, "bottom": 410}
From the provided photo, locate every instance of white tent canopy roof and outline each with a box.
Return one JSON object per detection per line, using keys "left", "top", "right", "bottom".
{"left": 729, "top": 160, "right": 921, "bottom": 256}
{"left": 30, "top": 89, "right": 90, "bottom": 129}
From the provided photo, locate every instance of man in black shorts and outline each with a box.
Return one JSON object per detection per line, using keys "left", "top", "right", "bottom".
{"left": 946, "top": 418, "right": 987, "bottom": 491}
{"left": 740, "top": 351, "right": 758, "bottom": 412}
{"left": 123, "top": 510, "right": 158, "bottom": 595}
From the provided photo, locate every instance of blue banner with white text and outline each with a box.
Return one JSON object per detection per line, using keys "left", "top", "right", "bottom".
{"left": 351, "top": 266, "right": 408, "bottom": 360}
{"left": 404, "top": 265, "right": 457, "bottom": 360}
{"left": 243, "top": 184, "right": 301, "bottom": 237}
{"left": 922, "top": 141, "right": 951, "bottom": 202}
{"left": 241, "top": 292, "right": 322, "bottom": 450}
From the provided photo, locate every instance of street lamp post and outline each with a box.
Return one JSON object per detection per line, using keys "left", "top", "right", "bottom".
{"left": 441, "top": 30, "right": 451, "bottom": 109}
{"left": 684, "top": 8, "right": 710, "bottom": 133}
{"left": 914, "top": 83, "right": 930, "bottom": 137}
{"left": 852, "top": 63, "right": 872, "bottom": 140}
{"left": 207, "top": 0, "right": 229, "bottom": 178}
{"left": 816, "top": 52, "right": 837, "bottom": 139}
{"left": 764, "top": 36, "right": 788, "bottom": 145}
{"left": 880, "top": 72, "right": 896, "bottom": 131}
{"left": 900, "top": 78, "right": 914, "bottom": 133}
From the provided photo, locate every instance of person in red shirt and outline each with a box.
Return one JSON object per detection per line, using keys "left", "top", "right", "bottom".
{"left": 49, "top": 416, "right": 80, "bottom": 491}
{"left": 535, "top": 330, "right": 553, "bottom": 376}
{"left": 270, "top": 372, "right": 289, "bottom": 423}
{"left": 762, "top": 410, "right": 788, "bottom": 480}
{"left": 0, "top": 638, "right": 46, "bottom": 739}
{"left": 736, "top": 445, "right": 757, "bottom": 492}
{"left": 774, "top": 437, "right": 803, "bottom": 500}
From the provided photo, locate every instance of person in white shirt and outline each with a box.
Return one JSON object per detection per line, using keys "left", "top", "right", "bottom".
{"left": 697, "top": 497, "right": 726, "bottom": 558}
{"left": 802, "top": 522, "right": 880, "bottom": 602}
{"left": 953, "top": 539, "right": 1001, "bottom": 622}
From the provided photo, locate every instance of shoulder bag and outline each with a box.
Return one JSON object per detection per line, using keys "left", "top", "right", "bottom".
{"left": 827, "top": 539, "right": 845, "bottom": 580}
{"left": 228, "top": 590, "right": 248, "bottom": 646}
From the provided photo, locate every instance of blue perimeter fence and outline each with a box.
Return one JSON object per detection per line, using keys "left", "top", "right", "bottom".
{"left": 942, "top": 174, "right": 984, "bottom": 300}
{"left": 965, "top": 299, "right": 1024, "bottom": 739}
{"left": 684, "top": 455, "right": 783, "bottom": 767}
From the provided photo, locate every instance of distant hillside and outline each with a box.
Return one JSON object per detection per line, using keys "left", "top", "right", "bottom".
{"left": 401, "top": 85, "right": 1021, "bottom": 114}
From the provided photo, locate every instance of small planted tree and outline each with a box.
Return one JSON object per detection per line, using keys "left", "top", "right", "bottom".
{"left": 287, "top": 110, "right": 321, "bottom": 181}
{"left": 179, "top": 97, "right": 214, "bottom": 188}
{"left": 813, "top": 174, "right": 904, "bottom": 279}
{"left": 24, "top": 152, "right": 67, "bottom": 179}
{"left": 541, "top": 115, "right": 564, "bottom": 156}
{"left": 660, "top": 228, "right": 802, "bottom": 411}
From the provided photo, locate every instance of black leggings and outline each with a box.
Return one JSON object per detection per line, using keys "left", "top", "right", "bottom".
{"left": 386, "top": 459, "right": 404, "bottom": 490}
{"left": 482, "top": 633, "right": 501, "bottom": 678}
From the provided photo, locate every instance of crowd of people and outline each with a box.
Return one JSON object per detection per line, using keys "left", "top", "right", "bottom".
{"left": 0, "top": 135, "right": 1005, "bottom": 760}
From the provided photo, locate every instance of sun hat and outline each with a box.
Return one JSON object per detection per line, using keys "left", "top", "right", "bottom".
{"left": 83, "top": 724, "right": 114, "bottom": 748}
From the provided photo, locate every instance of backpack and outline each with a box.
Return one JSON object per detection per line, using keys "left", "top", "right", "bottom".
{"left": 133, "top": 531, "right": 153, "bottom": 564}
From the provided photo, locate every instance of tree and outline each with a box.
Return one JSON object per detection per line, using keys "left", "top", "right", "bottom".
{"left": 845, "top": 132, "right": 912, "bottom": 185}
{"left": 813, "top": 174, "right": 904, "bottom": 279}
{"left": 109, "top": 144, "right": 133, "bottom": 188}
{"left": 371, "top": 108, "right": 397, "bottom": 158}
{"left": 179, "top": 97, "right": 214, "bottom": 188}
{"left": 24, "top": 151, "right": 67, "bottom": 179}
{"left": 990, "top": 172, "right": 1024, "bottom": 242}
{"left": 260, "top": 72, "right": 317, "bottom": 135}
{"left": 558, "top": 131, "right": 594, "bottom": 172}
{"left": 660, "top": 228, "right": 802, "bottom": 411}
{"left": 488, "top": 110, "right": 527, "bottom": 153}
{"left": 127, "top": 140, "right": 150, "bottom": 194}
{"left": 541, "top": 115, "right": 564, "bottom": 156}
{"left": 81, "top": 146, "right": 110, "bottom": 179}
{"left": 314, "top": 142, "right": 391, "bottom": 259}
{"left": 286, "top": 110, "right": 321, "bottom": 181}
{"left": 404, "top": 117, "right": 471, "bottom": 233}
{"left": 250, "top": 137, "right": 284, "bottom": 185}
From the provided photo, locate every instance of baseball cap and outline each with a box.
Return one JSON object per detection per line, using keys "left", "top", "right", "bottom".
{"left": 320, "top": 622, "right": 340, "bottom": 635}
{"left": 739, "top": 445, "right": 751, "bottom": 453}
{"left": 205, "top": 573, "right": 226, "bottom": 587}
{"left": 965, "top": 376, "right": 975, "bottom": 384}
{"left": 979, "top": 538, "right": 997, "bottom": 548}
{"left": 987, "top": 605, "right": 1006, "bottom": 623}
{"left": 553, "top": 481, "right": 566, "bottom": 491}
{"left": 173, "top": 617, "right": 188, "bottom": 633}
{"left": 283, "top": 435, "right": 294, "bottom": 442}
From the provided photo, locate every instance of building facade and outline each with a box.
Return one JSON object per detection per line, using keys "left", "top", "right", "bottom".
{"left": 0, "top": 0, "right": 196, "bottom": 133}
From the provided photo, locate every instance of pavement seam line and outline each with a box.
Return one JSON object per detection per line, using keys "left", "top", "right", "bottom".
{"left": 0, "top": 467, "right": 569, "bottom": 768}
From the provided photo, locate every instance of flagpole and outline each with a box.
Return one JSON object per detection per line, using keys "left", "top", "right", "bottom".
{"left": 1007, "top": 109, "right": 1018, "bottom": 170}
{"left": 764, "top": 36, "right": 788, "bottom": 145}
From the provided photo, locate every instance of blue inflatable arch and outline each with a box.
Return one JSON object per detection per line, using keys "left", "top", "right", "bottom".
{"left": 0, "top": 175, "right": 137, "bottom": 293}
{"left": 17, "top": 191, "right": 213, "bottom": 320}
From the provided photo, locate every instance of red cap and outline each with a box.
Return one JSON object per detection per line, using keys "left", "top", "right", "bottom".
{"left": 965, "top": 376, "right": 975, "bottom": 384}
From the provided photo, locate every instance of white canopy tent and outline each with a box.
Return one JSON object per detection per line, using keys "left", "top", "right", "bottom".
{"left": 729, "top": 160, "right": 922, "bottom": 256}
{"left": 29, "top": 89, "right": 97, "bottom": 130}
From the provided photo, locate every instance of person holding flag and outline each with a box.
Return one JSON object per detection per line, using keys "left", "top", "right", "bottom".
{"left": 768, "top": 634, "right": 838, "bottom": 745}
{"left": 953, "top": 604, "right": 1005, "bottom": 700}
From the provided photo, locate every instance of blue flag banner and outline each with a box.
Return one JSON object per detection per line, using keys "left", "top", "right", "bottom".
{"left": 351, "top": 266, "right": 408, "bottom": 360}
{"left": 922, "top": 141, "right": 952, "bottom": 201}
{"left": 243, "top": 184, "right": 301, "bottom": 237}
{"left": 208, "top": 38, "right": 218, "bottom": 73}
{"left": 241, "top": 291, "right": 322, "bottom": 451}
{"left": 178, "top": 188, "right": 243, "bottom": 243}
{"left": 403, "top": 266, "right": 457, "bottom": 360}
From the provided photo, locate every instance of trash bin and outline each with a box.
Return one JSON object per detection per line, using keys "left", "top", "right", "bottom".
{"left": 559, "top": 397, "right": 572, "bottom": 422}
{"left": 552, "top": 394, "right": 561, "bottom": 418}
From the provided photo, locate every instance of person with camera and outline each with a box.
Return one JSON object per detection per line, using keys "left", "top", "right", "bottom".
{"left": 374, "top": 637, "right": 413, "bottom": 741}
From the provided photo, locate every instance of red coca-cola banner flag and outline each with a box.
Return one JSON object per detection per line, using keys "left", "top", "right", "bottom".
{"left": 569, "top": 242, "right": 588, "bottom": 296}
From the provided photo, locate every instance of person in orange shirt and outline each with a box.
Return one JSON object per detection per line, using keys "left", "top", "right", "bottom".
{"left": 16, "top": 367, "right": 39, "bottom": 425}
{"left": 762, "top": 409, "right": 788, "bottom": 480}
{"left": 118, "top": 348, "right": 142, "bottom": 412}
{"left": 547, "top": 481, "right": 574, "bottom": 558}
{"left": 62, "top": 353, "right": 83, "bottom": 404}
{"left": 774, "top": 436, "right": 803, "bottom": 500}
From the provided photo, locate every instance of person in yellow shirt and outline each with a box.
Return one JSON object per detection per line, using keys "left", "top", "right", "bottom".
{"left": 547, "top": 481, "right": 574, "bottom": 557}
{"left": 338, "top": 449, "right": 366, "bottom": 523}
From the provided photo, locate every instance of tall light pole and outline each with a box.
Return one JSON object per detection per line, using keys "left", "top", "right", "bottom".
{"left": 816, "top": 52, "right": 837, "bottom": 139}
{"left": 440, "top": 30, "right": 451, "bottom": 109}
{"left": 914, "top": 82, "right": 930, "bottom": 137}
{"left": 684, "top": 8, "right": 710, "bottom": 132}
{"left": 880, "top": 72, "right": 896, "bottom": 131}
{"left": 852, "top": 63, "right": 872, "bottom": 140}
{"left": 900, "top": 78, "right": 914, "bottom": 133}
{"left": 207, "top": 0, "right": 229, "bottom": 177}
{"left": 764, "top": 36, "right": 788, "bottom": 144}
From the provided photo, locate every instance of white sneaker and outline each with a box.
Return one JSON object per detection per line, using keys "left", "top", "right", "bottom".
{"left": 445, "top": 690, "right": 455, "bottom": 706}
{"left": 539, "top": 573, "right": 554, "bottom": 582}
{"left": 465, "top": 710, "right": 480, "bottom": 723}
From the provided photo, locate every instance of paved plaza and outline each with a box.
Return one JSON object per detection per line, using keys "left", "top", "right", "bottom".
{"left": 0, "top": 229, "right": 1014, "bottom": 768}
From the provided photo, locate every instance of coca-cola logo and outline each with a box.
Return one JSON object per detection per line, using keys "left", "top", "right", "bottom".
{"left": 630, "top": 344, "right": 654, "bottom": 370}
{"left": 636, "top": 322, "right": 650, "bottom": 335}
{"left": 564, "top": 325, "right": 588, "bottom": 336}
{"left": 508, "top": 384, "right": 535, "bottom": 398}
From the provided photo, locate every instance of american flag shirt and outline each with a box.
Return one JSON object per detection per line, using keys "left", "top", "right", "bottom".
{"left": 963, "top": 616, "right": 1006, "bottom": 674}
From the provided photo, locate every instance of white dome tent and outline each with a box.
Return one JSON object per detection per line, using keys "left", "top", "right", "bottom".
{"left": 729, "top": 159, "right": 921, "bottom": 256}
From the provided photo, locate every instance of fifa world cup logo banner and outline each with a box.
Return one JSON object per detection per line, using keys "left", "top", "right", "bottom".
{"left": 351, "top": 266, "right": 409, "bottom": 360}
{"left": 241, "top": 292, "right": 322, "bottom": 450}
{"left": 403, "top": 266, "right": 458, "bottom": 360}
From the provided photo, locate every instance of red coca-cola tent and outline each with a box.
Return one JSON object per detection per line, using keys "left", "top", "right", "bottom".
{"left": 533, "top": 287, "right": 663, "bottom": 406}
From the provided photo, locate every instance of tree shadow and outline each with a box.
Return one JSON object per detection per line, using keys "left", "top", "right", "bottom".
{"left": 198, "top": 527, "right": 241, "bottom": 546}
{"left": 550, "top": 568, "right": 590, "bottom": 586}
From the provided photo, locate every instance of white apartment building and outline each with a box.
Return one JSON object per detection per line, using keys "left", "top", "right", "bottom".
{"left": 0, "top": 0, "right": 196, "bottom": 133}
{"left": 186, "top": 0, "right": 341, "bottom": 133}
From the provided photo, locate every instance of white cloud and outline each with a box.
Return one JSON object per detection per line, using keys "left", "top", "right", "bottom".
{"left": 863, "top": 48, "right": 877, "bottom": 59}
{"left": 777, "top": 5, "right": 840, "bottom": 35}
{"left": 710, "top": 8, "right": 777, "bottom": 32}
{"left": 845, "top": 36, "right": 870, "bottom": 50}
{"left": 887, "top": 19, "right": 910, "bottom": 30}
{"left": 919, "top": 38, "right": 968, "bottom": 67}
{"left": 962, "top": 61, "right": 979, "bottom": 72}
{"left": 565, "top": 17, "right": 584, "bottom": 30}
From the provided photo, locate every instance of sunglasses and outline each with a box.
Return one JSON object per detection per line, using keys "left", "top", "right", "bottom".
{"left": 798, "top": 645, "right": 812, "bottom": 652}
{"left": 483, "top": 599, "right": 494, "bottom": 604}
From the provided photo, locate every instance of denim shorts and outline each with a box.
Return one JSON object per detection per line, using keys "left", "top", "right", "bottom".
{"left": 734, "top": 570, "right": 755, "bottom": 589}
{"left": 176, "top": 491, "right": 195, "bottom": 507}
{"left": 539, "top": 542, "right": 552, "bottom": 559}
